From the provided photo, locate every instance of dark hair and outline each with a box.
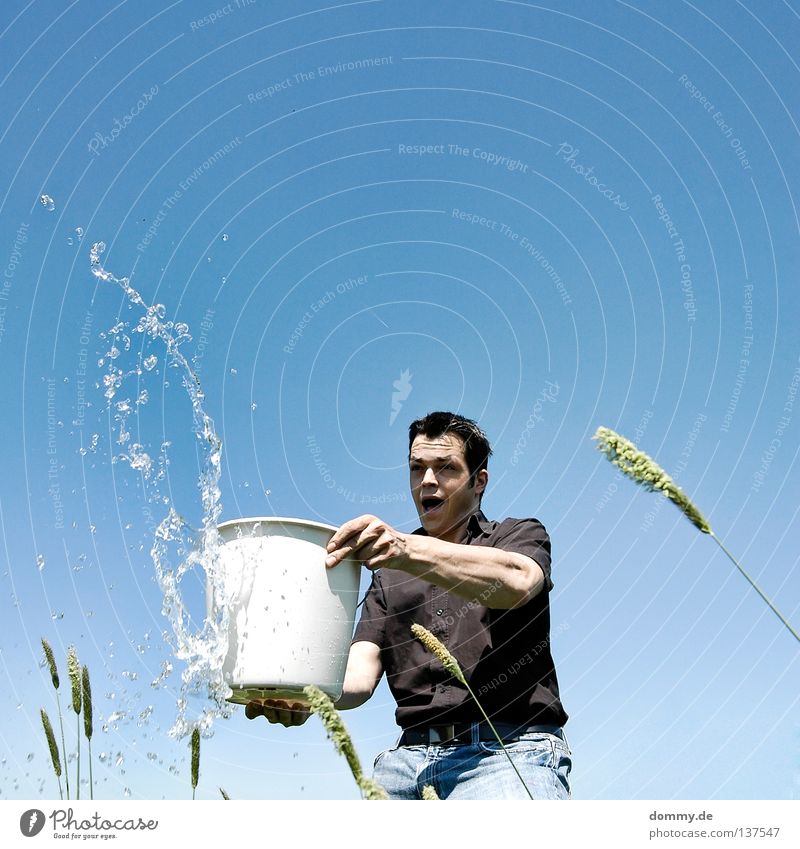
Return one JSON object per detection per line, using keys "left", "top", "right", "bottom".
{"left": 408, "top": 411, "right": 492, "bottom": 484}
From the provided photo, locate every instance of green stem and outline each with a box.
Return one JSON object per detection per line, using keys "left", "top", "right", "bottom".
{"left": 56, "top": 693, "right": 69, "bottom": 801}
{"left": 75, "top": 714, "right": 80, "bottom": 801}
{"left": 710, "top": 532, "right": 800, "bottom": 645}
{"left": 88, "top": 738, "right": 93, "bottom": 801}
{"left": 463, "top": 680, "right": 534, "bottom": 800}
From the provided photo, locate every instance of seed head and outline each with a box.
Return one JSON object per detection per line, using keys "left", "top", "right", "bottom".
{"left": 303, "top": 685, "right": 362, "bottom": 783}
{"left": 40, "top": 708, "right": 61, "bottom": 778}
{"left": 191, "top": 728, "right": 200, "bottom": 791}
{"left": 411, "top": 623, "right": 466, "bottom": 685}
{"left": 593, "top": 427, "right": 712, "bottom": 534}
{"left": 421, "top": 784, "right": 440, "bottom": 800}
{"left": 41, "top": 639, "right": 59, "bottom": 690}
{"left": 67, "top": 646, "right": 82, "bottom": 715}
{"left": 81, "top": 665, "right": 93, "bottom": 740}
{"left": 303, "top": 684, "right": 388, "bottom": 800}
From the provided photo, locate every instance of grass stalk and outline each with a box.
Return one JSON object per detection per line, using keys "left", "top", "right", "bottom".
{"left": 42, "top": 639, "right": 69, "bottom": 800}
{"left": 40, "top": 708, "right": 63, "bottom": 800}
{"left": 410, "top": 624, "right": 534, "bottom": 800}
{"left": 303, "top": 685, "right": 388, "bottom": 800}
{"left": 82, "top": 665, "right": 94, "bottom": 800}
{"left": 67, "top": 646, "right": 82, "bottom": 800}
{"left": 593, "top": 426, "right": 799, "bottom": 645}
{"left": 709, "top": 532, "right": 800, "bottom": 644}
{"left": 191, "top": 728, "right": 200, "bottom": 800}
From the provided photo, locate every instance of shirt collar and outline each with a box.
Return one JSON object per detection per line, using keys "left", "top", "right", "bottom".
{"left": 412, "top": 509, "right": 493, "bottom": 540}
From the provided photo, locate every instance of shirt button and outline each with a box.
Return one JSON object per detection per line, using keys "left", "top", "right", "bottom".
{"left": 436, "top": 608, "right": 444, "bottom": 616}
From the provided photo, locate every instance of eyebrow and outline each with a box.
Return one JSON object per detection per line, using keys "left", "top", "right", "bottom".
{"left": 409, "top": 454, "right": 456, "bottom": 463}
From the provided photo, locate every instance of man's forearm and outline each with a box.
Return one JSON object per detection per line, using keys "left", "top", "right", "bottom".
{"left": 394, "top": 534, "right": 544, "bottom": 609}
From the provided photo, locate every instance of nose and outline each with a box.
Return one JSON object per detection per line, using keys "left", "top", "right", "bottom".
{"left": 421, "top": 467, "right": 438, "bottom": 486}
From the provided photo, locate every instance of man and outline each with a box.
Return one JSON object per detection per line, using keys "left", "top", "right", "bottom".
{"left": 247, "top": 411, "right": 571, "bottom": 799}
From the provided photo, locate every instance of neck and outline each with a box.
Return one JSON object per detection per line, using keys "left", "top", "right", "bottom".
{"left": 434, "top": 509, "right": 477, "bottom": 544}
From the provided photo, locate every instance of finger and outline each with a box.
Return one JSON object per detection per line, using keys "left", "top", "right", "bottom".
{"left": 245, "top": 702, "right": 265, "bottom": 720}
{"left": 274, "top": 706, "right": 298, "bottom": 727}
{"left": 327, "top": 515, "right": 373, "bottom": 551}
{"left": 325, "top": 542, "right": 358, "bottom": 568}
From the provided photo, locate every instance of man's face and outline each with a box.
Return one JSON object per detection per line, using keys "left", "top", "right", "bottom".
{"left": 409, "top": 433, "right": 487, "bottom": 542}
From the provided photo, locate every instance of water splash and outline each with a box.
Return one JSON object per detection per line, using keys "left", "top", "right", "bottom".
{"left": 39, "top": 194, "right": 55, "bottom": 211}
{"left": 90, "top": 241, "right": 234, "bottom": 738}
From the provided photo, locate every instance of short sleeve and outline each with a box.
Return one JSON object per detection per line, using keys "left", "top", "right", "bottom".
{"left": 351, "top": 571, "right": 388, "bottom": 646}
{"left": 490, "top": 518, "right": 553, "bottom": 591}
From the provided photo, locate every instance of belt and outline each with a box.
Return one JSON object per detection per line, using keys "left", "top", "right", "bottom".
{"left": 399, "top": 721, "right": 563, "bottom": 746}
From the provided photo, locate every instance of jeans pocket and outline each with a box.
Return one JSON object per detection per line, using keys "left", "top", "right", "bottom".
{"left": 477, "top": 733, "right": 555, "bottom": 767}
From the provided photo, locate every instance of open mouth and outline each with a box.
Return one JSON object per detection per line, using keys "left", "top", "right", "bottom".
{"left": 421, "top": 496, "right": 445, "bottom": 513}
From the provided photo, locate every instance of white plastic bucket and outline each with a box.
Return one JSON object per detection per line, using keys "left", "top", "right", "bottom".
{"left": 210, "top": 517, "right": 362, "bottom": 705}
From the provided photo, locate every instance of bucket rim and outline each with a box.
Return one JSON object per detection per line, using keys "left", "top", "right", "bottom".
{"left": 217, "top": 515, "right": 338, "bottom": 535}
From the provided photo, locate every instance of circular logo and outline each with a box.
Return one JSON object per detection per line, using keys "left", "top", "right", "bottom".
{"left": 19, "top": 809, "right": 46, "bottom": 837}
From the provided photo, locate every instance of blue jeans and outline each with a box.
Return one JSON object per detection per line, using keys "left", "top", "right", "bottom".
{"left": 373, "top": 727, "right": 572, "bottom": 800}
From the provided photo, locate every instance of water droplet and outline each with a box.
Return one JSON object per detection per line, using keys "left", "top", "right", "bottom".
{"left": 36, "top": 554, "right": 45, "bottom": 572}
{"left": 251, "top": 402, "right": 257, "bottom": 411}
{"left": 123, "top": 787, "right": 131, "bottom": 798}
{"left": 222, "top": 234, "right": 229, "bottom": 241}
{"left": 39, "top": 194, "right": 55, "bottom": 211}
{"left": 143, "top": 355, "right": 157, "bottom": 371}
{"left": 26, "top": 753, "right": 34, "bottom": 762}
{"left": 75, "top": 227, "right": 84, "bottom": 241}
{"left": 230, "top": 368, "right": 237, "bottom": 375}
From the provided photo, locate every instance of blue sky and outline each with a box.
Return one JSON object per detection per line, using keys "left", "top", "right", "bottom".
{"left": 0, "top": 0, "right": 798, "bottom": 800}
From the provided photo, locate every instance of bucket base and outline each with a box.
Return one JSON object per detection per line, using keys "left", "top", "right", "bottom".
{"left": 226, "top": 684, "right": 341, "bottom": 705}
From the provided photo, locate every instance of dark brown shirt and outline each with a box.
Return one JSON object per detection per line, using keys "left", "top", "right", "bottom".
{"left": 352, "top": 511, "right": 568, "bottom": 730}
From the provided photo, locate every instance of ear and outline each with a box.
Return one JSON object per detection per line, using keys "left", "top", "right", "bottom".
{"left": 473, "top": 468, "right": 488, "bottom": 498}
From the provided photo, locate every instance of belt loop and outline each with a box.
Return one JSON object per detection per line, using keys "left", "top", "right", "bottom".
{"left": 471, "top": 721, "right": 480, "bottom": 745}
